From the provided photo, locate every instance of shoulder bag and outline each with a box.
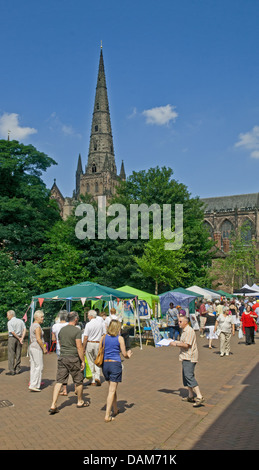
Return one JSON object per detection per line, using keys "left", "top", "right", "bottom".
{"left": 94, "top": 334, "right": 106, "bottom": 367}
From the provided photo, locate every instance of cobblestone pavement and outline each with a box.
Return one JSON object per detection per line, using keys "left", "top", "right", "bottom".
{"left": 1, "top": 331, "right": 259, "bottom": 451}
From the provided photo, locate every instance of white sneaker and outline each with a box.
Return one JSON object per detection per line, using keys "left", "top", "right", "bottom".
{"left": 29, "top": 387, "right": 41, "bottom": 392}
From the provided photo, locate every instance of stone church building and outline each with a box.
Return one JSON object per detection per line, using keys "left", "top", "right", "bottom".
{"left": 201, "top": 193, "right": 259, "bottom": 254}
{"left": 51, "top": 46, "right": 126, "bottom": 219}
{"left": 51, "top": 47, "right": 259, "bottom": 261}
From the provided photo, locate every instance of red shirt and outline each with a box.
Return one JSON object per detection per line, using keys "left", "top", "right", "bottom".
{"left": 241, "top": 311, "right": 258, "bottom": 333}
{"left": 199, "top": 304, "right": 206, "bottom": 316}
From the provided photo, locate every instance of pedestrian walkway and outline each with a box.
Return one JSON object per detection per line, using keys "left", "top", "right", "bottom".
{"left": 0, "top": 331, "right": 259, "bottom": 450}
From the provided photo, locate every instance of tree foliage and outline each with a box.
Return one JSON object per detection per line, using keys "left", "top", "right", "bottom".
{"left": 210, "top": 222, "right": 259, "bottom": 293}
{"left": 0, "top": 140, "right": 60, "bottom": 262}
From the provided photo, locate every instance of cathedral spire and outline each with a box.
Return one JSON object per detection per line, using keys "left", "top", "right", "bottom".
{"left": 86, "top": 47, "right": 117, "bottom": 175}
{"left": 75, "top": 153, "right": 83, "bottom": 196}
{"left": 119, "top": 160, "right": 126, "bottom": 180}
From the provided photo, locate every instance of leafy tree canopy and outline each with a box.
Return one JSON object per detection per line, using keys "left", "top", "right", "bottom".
{"left": 0, "top": 140, "right": 61, "bottom": 261}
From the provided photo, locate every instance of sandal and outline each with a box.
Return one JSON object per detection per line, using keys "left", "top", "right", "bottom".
{"left": 49, "top": 407, "right": 60, "bottom": 414}
{"left": 77, "top": 402, "right": 89, "bottom": 408}
{"left": 193, "top": 397, "right": 205, "bottom": 407}
{"left": 182, "top": 396, "right": 195, "bottom": 403}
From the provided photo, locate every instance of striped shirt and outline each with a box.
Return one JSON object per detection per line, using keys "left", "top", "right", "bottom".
{"left": 179, "top": 324, "right": 198, "bottom": 363}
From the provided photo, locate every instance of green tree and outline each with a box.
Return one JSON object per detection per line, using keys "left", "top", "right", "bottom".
{"left": 0, "top": 251, "right": 39, "bottom": 331}
{"left": 135, "top": 235, "right": 188, "bottom": 294}
{"left": 212, "top": 223, "right": 259, "bottom": 293}
{"left": 111, "top": 166, "right": 214, "bottom": 288}
{"left": 0, "top": 139, "right": 60, "bottom": 262}
{"left": 38, "top": 219, "right": 90, "bottom": 292}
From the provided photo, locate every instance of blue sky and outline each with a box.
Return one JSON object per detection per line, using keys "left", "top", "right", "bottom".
{"left": 0, "top": 0, "right": 259, "bottom": 199}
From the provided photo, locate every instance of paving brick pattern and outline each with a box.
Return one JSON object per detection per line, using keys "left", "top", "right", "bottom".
{"left": 1, "top": 332, "right": 259, "bottom": 450}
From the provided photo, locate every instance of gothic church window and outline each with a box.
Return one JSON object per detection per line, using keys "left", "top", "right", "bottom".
{"left": 220, "top": 219, "right": 234, "bottom": 249}
{"left": 241, "top": 219, "right": 254, "bottom": 243}
{"left": 92, "top": 163, "right": 96, "bottom": 173}
{"left": 203, "top": 221, "right": 213, "bottom": 239}
{"left": 95, "top": 125, "right": 98, "bottom": 132}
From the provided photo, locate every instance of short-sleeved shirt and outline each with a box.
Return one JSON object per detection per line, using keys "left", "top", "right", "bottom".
{"left": 8, "top": 317, "right": 25, "bottom": 337}
{"left": 52, "top": 322, "right": 68, "bottom": 352}
{"left": 199, "top": 304, "right": 206, "bottom": 316}
{"left": 84, "top": 317, "right": 106, "bottom": 341}
{"left": 179, "top": 324, "right": 198, "bottom": 363}
{"left": 167, "top": 308, "right": 179, "bottom": 326}
{"left": 59, "top": 325, "right": 82, "bottom": 357}
{"left": 217, "top": 313, "right": 234, "bottom": 333}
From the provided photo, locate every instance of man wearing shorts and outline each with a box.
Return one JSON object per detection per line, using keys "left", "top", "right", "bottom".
{"left": 170, "top": 313, "right": 204, "bottom": 407}
{"left": 49, "top": 311, "right": 86, "bottom": 414}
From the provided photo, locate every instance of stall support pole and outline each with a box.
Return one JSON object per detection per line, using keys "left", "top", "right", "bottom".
{"left": 135, "top": 297, "right": 143, "bottom": 350}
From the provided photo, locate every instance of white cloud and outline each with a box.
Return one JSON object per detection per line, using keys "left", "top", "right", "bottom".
{"left": 48, "top": 112, "right": 81, "bottom": 138}
{"left": 142, "top": 104, "right": 178, "bottom": 126}
{"left": 235, "top": 125, "right": 259, "bottom": 158}
{"left": 127, "top": 107, "right": 137, "bottom": 119}
{"left": 0, "top": 112, "right": 37, "bottom": 140}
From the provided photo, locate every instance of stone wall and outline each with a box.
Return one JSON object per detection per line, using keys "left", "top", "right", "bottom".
{"left": 0, "top": 328, "right": 52, "bottom": 362}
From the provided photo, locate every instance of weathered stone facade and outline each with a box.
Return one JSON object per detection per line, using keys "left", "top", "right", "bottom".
{"left": 51, "top": 47, "right": 125, "bottom": 219}
{"left": 201, "top": 193, "right": 259, "bottom": 253}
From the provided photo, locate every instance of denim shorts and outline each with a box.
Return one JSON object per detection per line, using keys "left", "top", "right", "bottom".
{"left": 102, "top": 361, "right": 122, "bottom": 383}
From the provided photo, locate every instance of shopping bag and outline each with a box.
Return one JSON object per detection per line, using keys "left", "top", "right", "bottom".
{"left": 238, "top": 328, "right": 243, "bottom": 339}
{"left": 84, "top": 356, "right": 92, "bottom": 379}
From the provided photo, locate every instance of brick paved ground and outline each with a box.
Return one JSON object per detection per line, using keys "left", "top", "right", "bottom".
{"left": 0, "top": 331, "right": 259, "bottom": 451}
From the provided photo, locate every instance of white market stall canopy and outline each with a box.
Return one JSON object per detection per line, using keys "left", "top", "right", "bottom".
{"left": 187, "top": 285, "right": 221, "bottom": 300}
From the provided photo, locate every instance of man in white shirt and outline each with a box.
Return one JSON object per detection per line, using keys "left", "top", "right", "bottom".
{"left": 6, "top": 310, "right": 26, "bottom": 375}
{"left": 52, "top": 310, "right": 69, "bottom": 356}
{"left": 83, "top": 310, "right": 106, "bottom": 386}
{"left": 104, "top": 307, "right": 122, "bottom": 331}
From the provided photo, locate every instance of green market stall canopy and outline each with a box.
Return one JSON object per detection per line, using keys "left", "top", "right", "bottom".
{"left": 32, "top": 281, "right": 137, "bottom": 306}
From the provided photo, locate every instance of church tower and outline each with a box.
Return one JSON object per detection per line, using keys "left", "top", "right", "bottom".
{"left": 51, "top": 46, "right": 125, "bottom": 219}
{"left": 76, "top": 45, "right": 125, "bottom": 202}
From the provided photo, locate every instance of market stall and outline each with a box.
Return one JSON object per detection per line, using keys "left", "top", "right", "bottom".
{"left": 187, "top": 285, "right": 221, "bottom": 300}
{"left": 30, "top": 281, "right": 143, "bottom": 348}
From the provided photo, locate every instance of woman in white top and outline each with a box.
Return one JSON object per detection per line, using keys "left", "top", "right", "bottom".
{"left": 214, "top": 306, "right": 235, "bottom": 357}
{"left": 29, "top": 310, "right": 47, "bottom": 391}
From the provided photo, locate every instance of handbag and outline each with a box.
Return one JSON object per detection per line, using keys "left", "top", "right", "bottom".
{"left": 94, "top": 335, "right": 106, "bottom": 367}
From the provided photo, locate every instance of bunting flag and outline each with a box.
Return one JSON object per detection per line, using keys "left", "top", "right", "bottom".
{"left": 38, "top": 298, "right": 44, "bottom": 307}
{"left": 81, "top": 297, "right": 87, "bottom": 306}
{"left": 95, "top": 295, "right": 103, "bottom": 299}
{"left": 22, "top": 302, "right": 32, "bottom": 322}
